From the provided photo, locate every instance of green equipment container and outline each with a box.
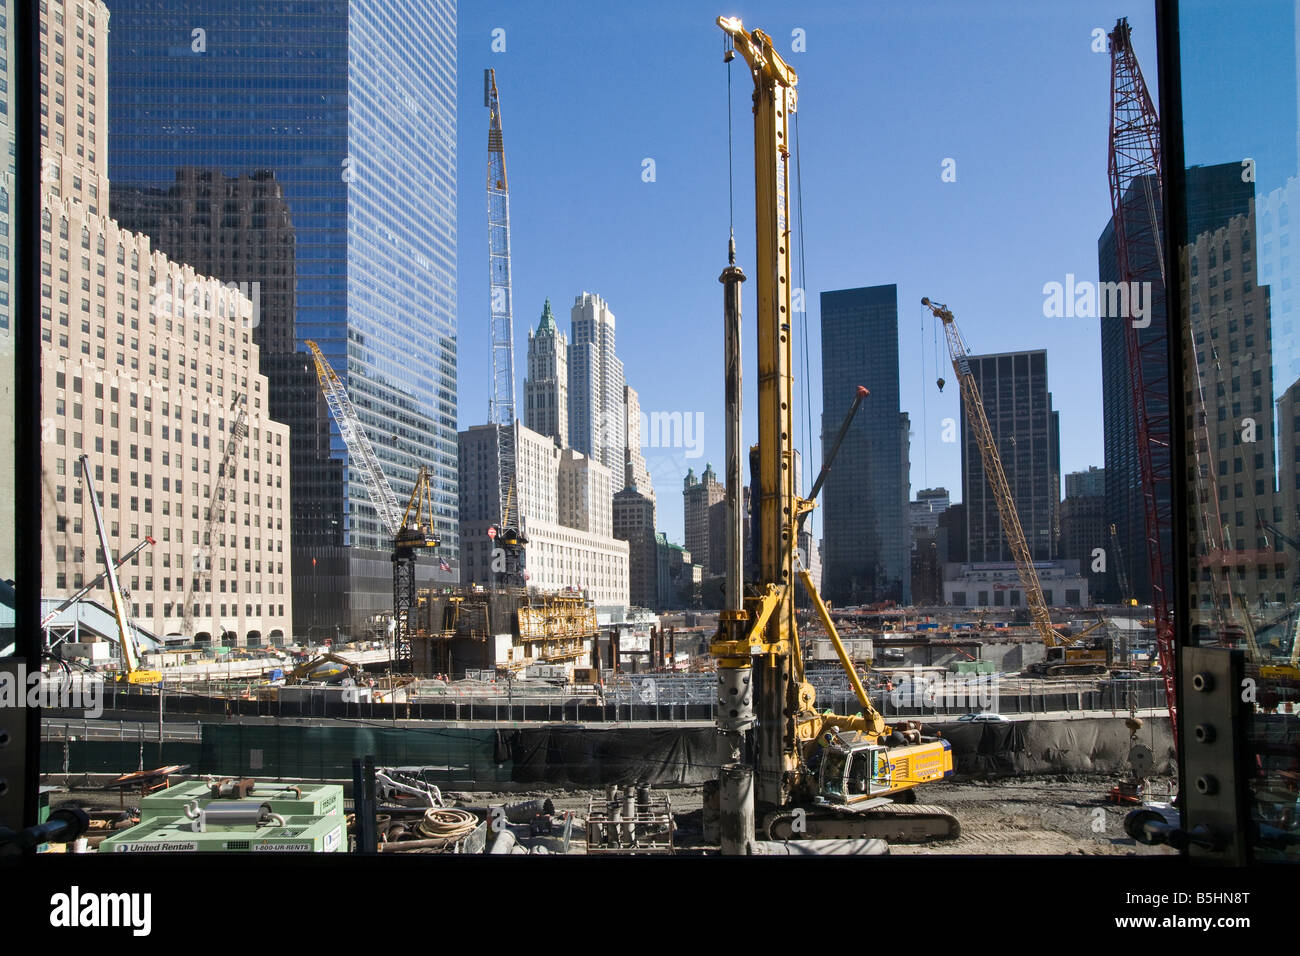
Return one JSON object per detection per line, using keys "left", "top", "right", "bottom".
{"left": 950, "top": 660, "right": 995, "bottom": 676}
{"left": 137, "top": 780, "right": 343, "bottom": 823}
{"left": 99, "top": 813, "right": 346, "bottom": 854}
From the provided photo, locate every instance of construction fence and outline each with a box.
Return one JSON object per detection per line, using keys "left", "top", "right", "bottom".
{"left": 78, "top": 674, "right": 1168, "bottom": 725}
{"left": 41, "top": 716, "right": 1176, "bottom": 785}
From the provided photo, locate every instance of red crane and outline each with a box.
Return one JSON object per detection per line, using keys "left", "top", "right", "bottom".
{"left": 1107, "top": 18, "right": 1177, "bottom": 740}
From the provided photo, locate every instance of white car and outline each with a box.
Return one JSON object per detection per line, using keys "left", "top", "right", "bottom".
{"left": 957, "top": 712, "right": 1009, "bottom": 723}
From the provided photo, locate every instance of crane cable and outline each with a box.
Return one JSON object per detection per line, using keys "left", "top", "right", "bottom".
{"left": 725, "top": 31, "right": 734, "bottom": 238}
{"left": 920, "top": 308, "right": 929, "bottom": 486}
{"left": 795, "top": 110, "right": 813, "bottom": 535}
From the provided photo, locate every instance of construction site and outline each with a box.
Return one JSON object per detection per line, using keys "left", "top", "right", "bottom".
{"left": 13, "top": 13, "right": 1296, "bottom": 866}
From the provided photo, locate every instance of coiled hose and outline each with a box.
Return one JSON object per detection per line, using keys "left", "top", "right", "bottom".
{"left": 416, "top": 807, "right": 478, "bottom": 841}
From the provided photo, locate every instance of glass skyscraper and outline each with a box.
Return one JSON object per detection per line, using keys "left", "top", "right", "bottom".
{"left": 1099, "top": 163, "right": 1253, "bottom": 607}
{"left": 819, "top": 284, "right": 910, "bottom": 606}
{"left": 107, "top": 0, "right": 458, "bottom": 639}
{"left": 961, "top": 350, "right": 1060, "bottom": 564}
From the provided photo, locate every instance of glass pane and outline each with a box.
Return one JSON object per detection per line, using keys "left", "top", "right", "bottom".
{"left": 1177, "top": 0, "right": 1300, "bottom": 861}
{"left": 0, "top": 0, "right": 14, "bottom": 643}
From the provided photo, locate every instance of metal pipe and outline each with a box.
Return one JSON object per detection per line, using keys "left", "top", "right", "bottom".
{"left": 719, "top": 763, "right": 754, "bottom": 855}
{"left": 721, "top": 235, "right": 746, "bottom": 611}
{"left": 717, "top": 236, "right": 752, "bottom": 771}
{"left": 622, "top": 792, "right": 636, "bottom": 844}
{"left": 750, "top": 838, "right": 889, "bottom": 856}
{"left": 489, "top": 829, "right": 517, "bottom": 854}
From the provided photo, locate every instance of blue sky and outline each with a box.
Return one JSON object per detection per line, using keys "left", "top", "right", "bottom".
{"left": 453, "top": 1, "right": 1163, "bottom": 545}
{"left": 1180, "top": 1, "right": 1296, "bottom": 189}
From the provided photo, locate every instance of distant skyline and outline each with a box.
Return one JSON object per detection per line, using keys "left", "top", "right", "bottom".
{"left": 453, "top": 2, "right": 1164, "bottom": 544}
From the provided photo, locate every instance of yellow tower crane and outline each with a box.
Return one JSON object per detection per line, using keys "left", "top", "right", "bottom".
{"left": 306, "top": 341, "right": 440, "bottom": 667}
{"left": 923, "top": 297, "right": 1111, "bottom": 678}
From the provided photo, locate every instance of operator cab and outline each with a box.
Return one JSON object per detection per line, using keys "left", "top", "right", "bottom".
{"left": 818, "top": 736, "right": 894, "bottom": 804}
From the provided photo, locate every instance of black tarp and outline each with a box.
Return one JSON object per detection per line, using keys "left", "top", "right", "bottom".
{"left": 509, "top": 727, "right": 717, "bottom": 786}
{"left": 927, "top": 717, "right": 1175, "bottom": 777}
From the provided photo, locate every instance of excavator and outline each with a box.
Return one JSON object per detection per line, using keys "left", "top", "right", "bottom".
{"left": 923, "top": 297, "right": 1113, "bottom": 679}
{"left": 283, "top": 652, "right": 361, "bottom": 686}
{"left": 710, "top": 18, "right": 957, "bottom": 845}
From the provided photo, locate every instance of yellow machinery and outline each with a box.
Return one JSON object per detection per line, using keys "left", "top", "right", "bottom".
{"left": 1259, "top": 617, "right": 1300, "bottom": 681}
{"left": 79, "top": 455, "right": 161, "bottom": 684}
{"left": 284, "top": 652, "right": 360, "bottom": 686}
{"left": 710, "top": 18, "right": 955, "bottom": 843}
{"left": 923, "top": 297, "right": 1112, "bottom": 679}
{"left": 392, "top": 466, "right": 441, "bottom": 666}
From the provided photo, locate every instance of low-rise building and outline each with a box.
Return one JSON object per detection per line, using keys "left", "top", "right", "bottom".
{"left": 943, "top": 561, "right": 1091, "bottom": 609}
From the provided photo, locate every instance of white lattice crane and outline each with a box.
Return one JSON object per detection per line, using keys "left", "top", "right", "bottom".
{"left": 306, "top": 340, "right": 402, "bottom": 537}
{"left": 305, "top": 340, "right": 437, "bottom": 665}
{"left": 485, "top": 68, "right": 526, "bottom": 587}
{"left": 924, "top": 297, "right": 1111, "bottom": 678}
{"left": 182, "top": 393, "right": 249, "bottom": 640}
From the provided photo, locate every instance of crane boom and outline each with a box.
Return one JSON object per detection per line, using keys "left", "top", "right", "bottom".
{"left": 1110, "top": 523, "right": 1133, "bottom": 605}
{"left": 1258, "top": 514, "right": 1300, "bottom": 556}
{"left": 486, "top": 69, "right": 519, "bottom": 535}
{"left": 485, "top": 69, "right": 527, "bottom": 588}
{"left": 80, "top": 455, "right": 160, "bottom": 683}
{"left": 306, "top": 339, "right": 403, "bottom": 537}
{"left": 182, "top": 394, "right": 248, "bottom": 638}
{"left": 923, "top": 297, "right": 1059, "bottom": 647}
{"left": 1107, "top": 17, "right": 1176, "bottom": 740}
{"left": 42, "top": 535, "right": 154, "bottom": 630}
{"left": 306, "top": 339, "right": 439, "bottom": 664}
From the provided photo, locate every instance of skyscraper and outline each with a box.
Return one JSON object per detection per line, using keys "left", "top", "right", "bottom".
{"left": 622, "top": 384, "right": 653, "bottom": 498}
{"left": 1182, "top": 195, "right": 1286, "bottom": 610}
{"left": 961, "top": 350, "right": 1060, "bottom": 564}
{"left": 524, "top": 300, "right": 568, "bottom": 449}
{"left": 1061, "top": 468, "right": 1106, "bottom": 598}
{"left": 613, "top": 488, "right": 656, "bottom": 610}
{"left": 1059, "top": 492, "right": 1106, "bottom": 598}
{"left": 1065, "top": 466, "right": 1106, "bottom": 499}
{"left": 1279, "top": 378, "right": 1300, "bottom": 554}
{"left": 820, "top": 285, "right": 908, "bottom": 605}
{"left": 38, "top": 0, "right": 292, "bottom": 645}
{"left": 107, "top": 0, "right": 459, "bottom": 639}
{"left": 568, "top": 292, "right": 625, "bottom": 475}
{"left": 1099, "top": 163, "right": 1253, "bottom": 608}
{"left": 909, "top": 488, "right": 951, "bottom": 547}
{"left": 683, "top": 463, "right": 724, "bottom": 576}
{"left": 458, "top": 423, "right": 628, "bottom": 611}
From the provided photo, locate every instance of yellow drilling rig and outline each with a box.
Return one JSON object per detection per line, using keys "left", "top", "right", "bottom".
{"left": 710, "top": 18, "right": 956, "bottom": 846}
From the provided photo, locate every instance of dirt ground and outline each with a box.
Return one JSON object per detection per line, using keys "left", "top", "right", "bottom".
{"left": 449, "top": 772, "right": 1179, "bottom": 856}
{"left": 56, "top": 773, "right": 1178, "bottom": 856}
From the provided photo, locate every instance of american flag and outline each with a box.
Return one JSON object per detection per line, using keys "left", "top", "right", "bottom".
{"left": 439, "top": 558, "right": 451, "bottom": 573}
